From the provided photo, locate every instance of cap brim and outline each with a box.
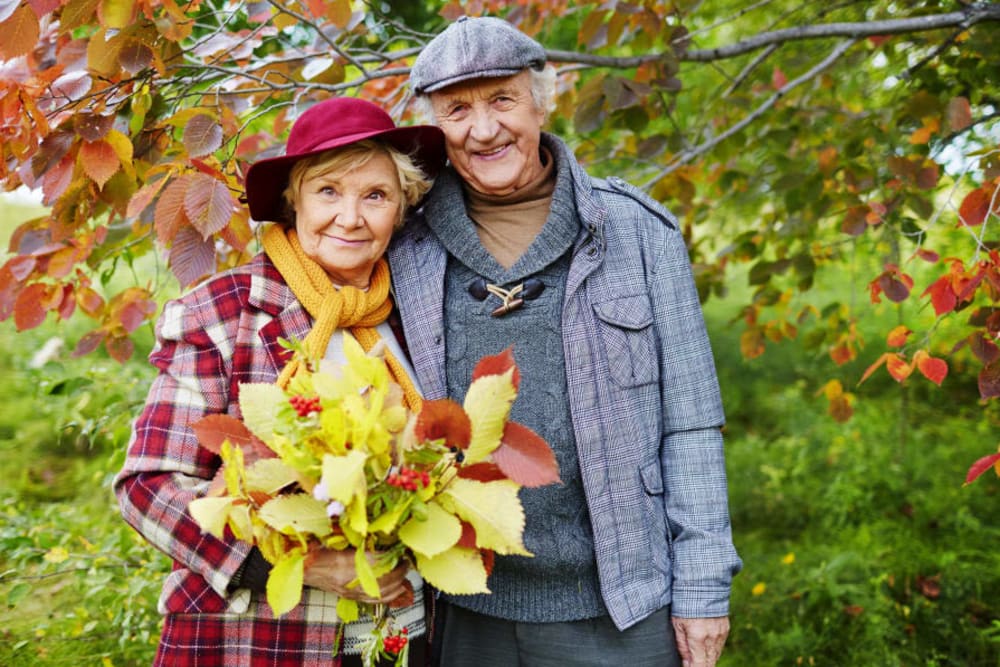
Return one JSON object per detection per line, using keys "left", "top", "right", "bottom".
{"left": 245, "top": 124, "right": 445, "bottom": 223}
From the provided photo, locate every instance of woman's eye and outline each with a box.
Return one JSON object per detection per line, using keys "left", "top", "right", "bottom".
{"left": 367, "top": 190, "right": 385, "bottom": 201}
{"left": 319, "top": 185, "right": 336, "bottom": 196}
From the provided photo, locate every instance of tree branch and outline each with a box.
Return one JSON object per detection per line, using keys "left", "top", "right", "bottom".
{"left": 641, "top": 38, "right": 859, "bottom": 188}
{"left": 544, "top": 4, "right": 1000, "bottom": 67}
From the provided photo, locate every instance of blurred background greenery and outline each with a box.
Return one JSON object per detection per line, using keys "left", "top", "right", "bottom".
{"left": 2, "top": 194, "right": 999, "bottom": 666}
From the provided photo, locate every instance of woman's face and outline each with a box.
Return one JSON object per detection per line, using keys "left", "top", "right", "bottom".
{"left": 292, "top": 152, "right": 402, "bottom": 288}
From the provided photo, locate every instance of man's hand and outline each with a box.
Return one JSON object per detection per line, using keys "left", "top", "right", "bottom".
{"left": 302, "top": 548, "right": 409, "bottom": 603}
{"left": 671, "top": 616, "right": 730, "bottom": 667}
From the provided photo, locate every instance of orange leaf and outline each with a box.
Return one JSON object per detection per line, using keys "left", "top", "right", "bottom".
{"left": 965, "top": 451, "right": 1000, "bottom": 485}
{"left": 885, "top": 353, "right": 912, "bottom": 382}
{"left": 414, "top": 398, "right": 471, "bottom": 450}
{"left": 0, "top": 5, "right": 40, "bottom": 60}
{"left": 830, "top": 341, "right": 855, "bottom": 366}
{"left": 47, "top": 246, "right": 80, "bottom": 279}
{"left": 886, "top": 325, "right": 911, "bottom": 348}
{"left": 76, "top": 286, "right": 105, "bottom": 316}
{"left": 947, "top": 97, "right": 972, "bottom": 132}
{"left": 858, "top": 353, "right": 887, "bottom": 386}
{"left": 190, "top": 413, "right": 274, "bottom": 462}
{"left": 98, "top": 0, "right": 136, "bottom": 28}
{"left": 105, "top": 334, "right": 134, "bottom": 363}
{"left": 828, "top": 393, "right": 853, "bottom": 423}
{"left": 471, "top": 347, "right": 520, "bottom": 389}
{"left": 127, "top": 179, "right": 166, "bottom": 218}
{"left": 14, "top": 283, "right": 50, "bottom": 330}
{"left": 79, "top": 139, "right": 120, "bottom": 189}
{"left": 740, "top": 328, "right": 765, "bottom": 360}
{"left": 154, "top": 176, "right": 192, "bottom": 244}
{"left": 913, "top": 350, "right": 947, "bottom": 386}
{"left": 492, "top": 422, "right": 560, "bottom": 488}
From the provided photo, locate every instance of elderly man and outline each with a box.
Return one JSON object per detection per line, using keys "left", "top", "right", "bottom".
{"left": 388, "top": 15, "right": 742, "bottom": 667}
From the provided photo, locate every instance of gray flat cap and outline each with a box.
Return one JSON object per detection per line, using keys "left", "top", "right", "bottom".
{"left": 411, "top": 16, "right": 546, "bottom": 95}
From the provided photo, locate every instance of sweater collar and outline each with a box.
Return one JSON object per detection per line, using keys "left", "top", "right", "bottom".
{"left": 425, "top": 134, "right": 580, "bottom": 284}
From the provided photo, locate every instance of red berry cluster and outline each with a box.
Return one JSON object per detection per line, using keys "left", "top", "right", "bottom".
{"left": 382, "top": 628, "right": 408, "bottom": 655}
{"left": 288, "top": 394, "right": 322, "bottom": 417}
{"left": 386, "top": 467, "right": 430, "bottom": 492}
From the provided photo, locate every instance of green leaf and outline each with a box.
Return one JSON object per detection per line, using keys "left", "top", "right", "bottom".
{"left": 336, "top": 597, "right": 359, "bottom": 623}
{"left": 266, "top": 551, "right": 305, "bottom": 617}
{"left": 398, "top": 501, "right": 462, "bottom": 558}
{"left": 6, "top": 582, "right": 31, "bottom": 608}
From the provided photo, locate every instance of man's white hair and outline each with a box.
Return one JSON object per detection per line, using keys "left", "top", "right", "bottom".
{"left": 412, "top": 65, "right": 557, "bottom": 125}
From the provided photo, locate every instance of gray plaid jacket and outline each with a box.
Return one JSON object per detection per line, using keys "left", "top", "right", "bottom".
{"left": 387, "top": 134, "right": 741, "bottom": 629}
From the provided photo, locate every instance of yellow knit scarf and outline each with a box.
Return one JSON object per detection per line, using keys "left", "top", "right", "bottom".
{"left": 262, "top": 225, "right": 422, "bottom": 411}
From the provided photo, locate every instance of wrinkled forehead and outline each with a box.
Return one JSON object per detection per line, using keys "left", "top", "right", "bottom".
{"left": 429, "top": 71, "right": 533, "bottom": 107}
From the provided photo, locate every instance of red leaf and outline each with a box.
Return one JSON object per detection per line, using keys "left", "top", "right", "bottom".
{"left": 965, "top": 451, "right": 1000, "bottom": 484}
{"left": 75, "top": 113, "right": 114, "bottom": 142}
{"left": 105, "top": 334, "right": 135, "bottom": 363}
{"left": 185, "top": 173, "right": 236, "bottom": 239}
{"left": 57, "top": 284, "right": 76, "bottom": 320}
{"left": 947, "top": 97, "right": 972, "bottom": 132}
{"left": 41, "top": 154, "right": 75, "bottom": 206}
{"left": 5, "top": 255, "right": 36, "bottom": 282}
{"left": 969, "top": 332, "right": 1000, "bottom": 365}
{"left": 72, "top": 330, "right": 105, "bottom": 357}
{"left": 79, "top": 139, "right": 120, "bottom": 189}
{"left": 456, "top": 462, "right": 506, "bottom": 483}
{"left": 118, "top": 38, "right": 153, "bottom": 75}
{"left": 127, "top": 179, "right": 166, "bottom": 219}
{"left": 471, "top": 347, "right": 520, "bottom": 389}
{"left": 27, "top": 0, "right": 63, "bottom": 16}
{"left": 921, "top": 276, "right": 957, "bottom": 316}
{"left": 771, "top": 67, "right": 787, "bottom": 90}
{"left": 978, "top": 362, "right": 1000, "bottom": 399}
{"left": 914, "top": 248, "right": 939, "bottom": 263}
{"left": 456, "top": 522, "right": 477, "bottom": 549}
{"left": 183, "top": 114, "right": 223, "bottom": 158}
{"left": 190, "top": 414, "right": 274, "bottom": 462}
{"left": 914, "top": 351, "right": 947, "bottom": 386}
{"left": 492, "top": 422, "right": 560, "bottom": 488}
{"left": 414, "top": 398, "right": 471, "bottom": 450}
{"left": 481, "top": 549, "right": 494, "bottom": 577}
{"left": 31, "top": 130, "right": 75, "bottom": 179}
{"left": 878, "top": 274, "right": 910, "bottom": 303}
{"left": 959, "top": 188, "right": 991, "bottom": 227}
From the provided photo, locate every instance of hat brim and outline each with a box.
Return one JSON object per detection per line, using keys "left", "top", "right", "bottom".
{"left": 245, "top": 124, "right": 446, "bottom": 223}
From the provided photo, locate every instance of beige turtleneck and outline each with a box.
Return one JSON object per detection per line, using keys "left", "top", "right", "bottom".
{"left": 464, "top": 147, "right": 556, "bottom": 269}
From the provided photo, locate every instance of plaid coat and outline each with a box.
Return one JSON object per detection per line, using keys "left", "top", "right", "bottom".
{"left": 387, "top": 133, "right": 742, "bottom": 630}
{"left": 114, "top": 253, "right": 424, "bottom": 666}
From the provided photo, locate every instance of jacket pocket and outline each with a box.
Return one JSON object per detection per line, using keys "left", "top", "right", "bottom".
{"left": 640, "top": 459, "right": 673, "bottom": 577}
{"left": 593, "top": 294, "right": 659, "bottom": 387}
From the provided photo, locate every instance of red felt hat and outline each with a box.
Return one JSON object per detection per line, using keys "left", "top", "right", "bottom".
{"left": 244, "top": 97, "right": 446, "bottom": 222}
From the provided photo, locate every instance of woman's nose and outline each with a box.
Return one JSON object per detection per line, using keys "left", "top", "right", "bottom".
{"left": 335, "top": 198, "right": 363, "bottom": 227}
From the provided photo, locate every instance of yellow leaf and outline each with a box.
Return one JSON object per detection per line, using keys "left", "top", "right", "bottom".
{"left": 368, "top": 495, "right": 414, "bottom": 534}
{"left": 104, "top": 129, "right": 135, "bottom": 180}
{"left": 238, "top": 382, "right": 288, "bottom": 442}
{"left": 398, "top": 501, "right": 462, "bottom": 558}
{"left": 245, "top": 458, "right": 299, "bottom": 495}
{"left": 258, "top": 494, "right": 332, "bottom": 538}
{"left": 336, "top": 597, "right": 359, "bottom": 623}
{"left": 463, "top": 370, "right": 517, "bottom": 464}
{"left": 415, "top": 546, "right": 490, "bottom": 595}
{"left": 440, "top": 478, "right": 530, "bottom": 556}
{"left": 227, "top": 503, "right": 254, "bottom": 542}
{"left": 320, "top": 450, "right": 368, "bottom": 506}
{"left": 99, "top": 0, "right": 136, "bottom": 28}
{"left": 354, "top": 547, "right": 380, "bottom": 598}
{"left": 266, "top": 551, "right": 305, "bottom": 617}
{"left": 188, "top": 496, "right": 236, "bottom": 538}
{"left": 44, "top": 546, "right": 70, "bottom": 564}
{"left": 782, "top": 552, "right": 796, "bottom": 565}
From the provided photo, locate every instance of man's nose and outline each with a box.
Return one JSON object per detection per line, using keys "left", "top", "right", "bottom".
{"left": 469, "top": 108, "right": 499, "bottom": 142}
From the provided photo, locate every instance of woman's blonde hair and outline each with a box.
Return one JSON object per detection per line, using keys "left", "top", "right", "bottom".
{"left": 281, "top": 139, "right": 433, "bottom": 228}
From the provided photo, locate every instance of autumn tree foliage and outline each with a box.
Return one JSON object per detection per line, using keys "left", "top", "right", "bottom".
{"left": 1, "top": 0, "right": 999, "bottom": 472}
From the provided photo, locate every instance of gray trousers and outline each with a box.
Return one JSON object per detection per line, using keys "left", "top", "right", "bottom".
{"left": 436, "top": 602, "right": 681, "bottom": 666}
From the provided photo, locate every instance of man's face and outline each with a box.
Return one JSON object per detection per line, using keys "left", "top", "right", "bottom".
{"left": 429, "top": 71, "right": 546, "bottom": 197}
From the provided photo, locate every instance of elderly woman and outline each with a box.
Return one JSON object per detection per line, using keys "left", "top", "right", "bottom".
{"left": 114, "top": 97, "right": 445, "bottom": 666}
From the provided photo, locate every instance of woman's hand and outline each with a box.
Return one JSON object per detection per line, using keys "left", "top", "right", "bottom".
{"left": 302, "top": 548, "right": 409, "bottom": 603}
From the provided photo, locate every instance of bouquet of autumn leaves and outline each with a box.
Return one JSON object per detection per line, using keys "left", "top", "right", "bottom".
{"left": 187, "top": 336, "right": 560, "bottom": 664}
